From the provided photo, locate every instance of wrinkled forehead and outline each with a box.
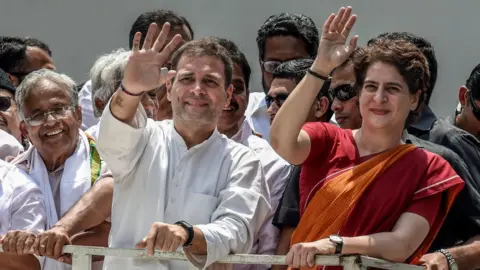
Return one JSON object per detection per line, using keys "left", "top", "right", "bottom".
{"left": 23, "top": 80, "right": 71, "bottom": 110}
{"left": 176, "top": 55, "right": 225, "bottom": 81}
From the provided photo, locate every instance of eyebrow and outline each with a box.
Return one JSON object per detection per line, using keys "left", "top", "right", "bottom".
{"left": 364, "top": 80, "right": 402, "bottom": 88}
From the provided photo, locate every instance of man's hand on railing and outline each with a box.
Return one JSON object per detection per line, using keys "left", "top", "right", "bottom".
{"left": 135, "top": 222, "right": 188, "bottom": 256}
{"left": 420, "top": 252, "right": 449, "bottom": 270}
{"left": 286, "top": 239, "right": 336, "bottom": 268}
{"left": 32, "top": 226, "right": 72, "bottom": 263}
{"left": 0, "top": 230, "right": 36, "bottom": 255}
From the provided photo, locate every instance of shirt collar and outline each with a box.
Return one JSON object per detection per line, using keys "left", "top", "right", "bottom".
{"left": 409, "top": 105, "right": 437, "bottom": 131}
{"left": 171, "top": 121, "right": 221, "bottom": 151}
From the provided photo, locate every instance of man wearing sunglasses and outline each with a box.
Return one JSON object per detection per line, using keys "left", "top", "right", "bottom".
{"left": 329, "top": 58, "right": 362, "bottom": 130}
{"left": 266, "top": 58, "right": 333, "bottom": 124}
{"left": 450, "top": 63, "right": 480, "bottom": 139}
{"left": 0, "top": 69, "right": 26, "bottom": 160}
{"left": 246, "top": 13, "right": 319, "bottom": 142}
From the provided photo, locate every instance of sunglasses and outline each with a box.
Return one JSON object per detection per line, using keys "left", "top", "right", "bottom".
{"left": 468, "top": 90, "right": 480, "bottom": 121}
{"left": 265, "top": 93, "right": 289, "bottom": 108}
{"left": 261, "top": 61, "right": 283, "bottom": 74}
{"left": 0, "top": 96, "right": 13, "bottom": 111}
{"left": 328, "top": 84, "right": 357, "bottom": 101}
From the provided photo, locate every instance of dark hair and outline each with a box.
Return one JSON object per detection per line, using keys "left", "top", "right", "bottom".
{"left": 368, "top": 32, "right": 437, "bottom": 105}
{"left": 273, "top": 58, "right": 333, "bottom": 121}
{"left": 171, "top": 37, "right": 233, "bottom": 88}
{"left": 129, "top": 9, "right": 194, "bottom": 49}
{"left": 256, "top": 13, "right": 319, "bottom": 61}
{"left": 24, "top": 37, "right": 52, "bottom": 56}
{"left": 354, "top": 39, "right": 430, "bottom": 125}
{"left": 215, "top": 38, "right": 251, "bottom": 89}
{"left": 466, "top": 63, "right": 480, "bottom": 100}
{"left": 0, "top": 41, "right": 28, "bottom": 73}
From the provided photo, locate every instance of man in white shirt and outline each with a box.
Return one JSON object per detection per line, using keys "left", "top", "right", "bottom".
{"left": 215, "top": 38, "right": 291, "bottom": 270}
{"left": 245, "top": 13, "right": 320, "bottom": 142}
{"left": 96, "top": 24, "right": 270, "bottom": 270}
{"left": 0, "top": 159, "right": 46, "bottom": 270}
{"left": 7, "top": 69, "right": 107, "bottom": 270}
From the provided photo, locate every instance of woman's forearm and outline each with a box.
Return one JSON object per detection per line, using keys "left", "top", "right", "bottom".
{"left": 343, "top": 232, "right": 419, "bottom": 263}
{"left": 269, "top": 65, "right": 330, "bottom": 164}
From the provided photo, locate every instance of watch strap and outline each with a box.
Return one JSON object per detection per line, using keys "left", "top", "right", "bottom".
{"left": 174, "top": 221, "right": 194, "bottom": 247}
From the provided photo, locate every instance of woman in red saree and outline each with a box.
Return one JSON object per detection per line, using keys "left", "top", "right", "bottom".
{"left": 269, "top": 6, "right": 464, "bottom": 270}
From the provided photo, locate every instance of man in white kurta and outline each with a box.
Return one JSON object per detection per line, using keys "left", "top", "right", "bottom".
{"left": 0, "top": 159, "right": 46, "bottom": 269}
{"left": 97, "top": 26, "right": 270, "bottom": 270}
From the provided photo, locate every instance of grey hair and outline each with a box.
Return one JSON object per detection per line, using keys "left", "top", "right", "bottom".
{"left": 15, "top": 68, "right": 77, "bottom": 119}
{"left": 90, "top": 48, "right": 131, "bottom": 118}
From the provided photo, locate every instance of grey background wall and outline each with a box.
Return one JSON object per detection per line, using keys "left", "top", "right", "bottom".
{"left": 1, "top": 0, "right": 478, "bottom": 117}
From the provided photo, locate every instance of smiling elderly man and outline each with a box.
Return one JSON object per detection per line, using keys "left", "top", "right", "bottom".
{"left": 7, "top": 69, "right": 108, "bottom": 270}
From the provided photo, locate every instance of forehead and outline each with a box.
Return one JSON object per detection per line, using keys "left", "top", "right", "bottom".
{"left": 264, "top": 36, "right": 309, "bottom": 60}
{"left": 177, "top": 55, "right": 225, "bottom": 78}
{"left": 153, "top": 25, "right": 192, "bottom": 43}
{"left": 24, "top": 80, "right": 70, "bottom": 110}
{"left": 0, "top": 89, "right": 13, "bottom": 98}
{"left": 268, "top": 78, "right": 296, "bottom": 94}
{"left": 365, "top": 61, "right": 406, "bottom": 86}
{"left": 26, "top": 47, "right": 54, "bottom": 67}
{"left": 331, "top": 64, "right": 355, "bottom": 89}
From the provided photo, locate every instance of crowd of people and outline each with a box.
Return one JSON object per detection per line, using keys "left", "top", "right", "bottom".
{"left": 0, "top": 5, "right": 479, "bottom": 270}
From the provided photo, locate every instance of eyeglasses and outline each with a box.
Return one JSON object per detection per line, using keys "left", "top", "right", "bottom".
{"left": 24, "top": 106, "right": 75, "bottom": 126}
{"left": 265, "top": 93, "right": 289, "bottom": 108}
{"left": 261, "top": 61, "right": 283, "bottom": 74}
{"left": 468, "top": 90, "right": 480, "bottom": 121}
{"left": 0, "top": 96, "right": 13, "bottom": 112}
{"left": 328, "top": 84, "right": 357, "bottom": 101}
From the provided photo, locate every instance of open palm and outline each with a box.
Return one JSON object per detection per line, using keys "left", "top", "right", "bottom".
{"left": 315, "top": 6, "right": 358, "bottom": 74}
{"left": 122, "top": 23, "right": 183, "bottom": 94}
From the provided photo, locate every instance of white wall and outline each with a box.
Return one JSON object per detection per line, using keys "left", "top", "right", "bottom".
{"left": 1, "top": 0, "right": 479, "bottom": 116}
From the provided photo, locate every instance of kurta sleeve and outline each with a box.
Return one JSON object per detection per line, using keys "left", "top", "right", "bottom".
{"left": 97, "top": 102, "right": 151, "bottom": 180}
{"left": 9, "top": 168, "right": 46, "bottom": 234}
{"left": 184, "top": 148, "right": 271, "bottom": 269}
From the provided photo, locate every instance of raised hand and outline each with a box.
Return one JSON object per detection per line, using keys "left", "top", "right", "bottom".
{"left": 313, "top": 6, "right": 358, "bottom": 75}
{"left": 123, "top": 22, "right": 183, "bottom": 95}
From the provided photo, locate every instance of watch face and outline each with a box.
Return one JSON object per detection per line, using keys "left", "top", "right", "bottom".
{"left": 330, "top": 235, "right": 342, "bottom": 243}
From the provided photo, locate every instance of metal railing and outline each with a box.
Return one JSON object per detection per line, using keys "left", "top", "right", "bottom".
{"left": 0, "top": 245, "right": 424, "bottom": 270}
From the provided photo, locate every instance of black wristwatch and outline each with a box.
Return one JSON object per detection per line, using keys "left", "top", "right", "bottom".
{"left": 174, "top": 221, "right": 194, "bottom": 247}
{"left": 329, "top": 234, "right": 343, "bottom": 254}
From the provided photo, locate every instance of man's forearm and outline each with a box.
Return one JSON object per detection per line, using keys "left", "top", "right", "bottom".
{"left": 55, "top": 177, "right": 114, "bottom": 236}
{"left": 110, "top": 89, "right": 142, "bottom": 124}
{"left": 448, "top": 235, "right": 480, "bottom": 269}
{"left": 0, "top": 253, "right": 40, "bottom": 270}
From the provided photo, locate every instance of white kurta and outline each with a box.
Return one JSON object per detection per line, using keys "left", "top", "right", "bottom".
{"left": 97, "top": 105, "right": 271, "bottom": 270}
{"left": 0, "top": 159, "right": 46, "bottom": 235}
{"left": 244, "top": 92, "right": 270, "bottom": 143}
{"left": 231, "top": 121, "right": 291, "bottom": 270}
{"left": 0, "top": 129, "right": 24, "bottom": 160}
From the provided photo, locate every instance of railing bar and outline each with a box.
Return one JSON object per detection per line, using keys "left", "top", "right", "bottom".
{"left": 0, "top": 246, "right": 421, "bottom": 269}
{"left": 359, "top": 256, "right": 425, "bottom": 270}
{"left": 64, "top": 246, "right": 341, "bottom": 266}
{"left": 72, "top": 254, "right": 92, "bottom": 270}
